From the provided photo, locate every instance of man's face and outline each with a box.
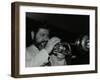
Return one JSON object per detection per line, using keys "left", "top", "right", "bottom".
{"left": 36, "top": 28, "right": 49, "bottom": 43}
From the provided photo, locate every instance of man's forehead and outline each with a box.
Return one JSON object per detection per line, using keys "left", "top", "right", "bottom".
{"left": 38, "top": 28, "right": 49, "bottom": 32}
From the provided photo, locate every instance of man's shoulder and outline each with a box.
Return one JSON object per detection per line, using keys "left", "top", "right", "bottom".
{"left": 26, "top": 44, "right": 37, "bottom": 50}
{"left": 26, "top": 45, "right": 38, "bottom": 52}
{"left": 27, "top": 45, "right": 35, "bottom": 49}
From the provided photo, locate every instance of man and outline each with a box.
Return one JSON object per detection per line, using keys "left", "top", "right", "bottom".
{"left": 26, "top": 25, "right": 67, "bottom": 67}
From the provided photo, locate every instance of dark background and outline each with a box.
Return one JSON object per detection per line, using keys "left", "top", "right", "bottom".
{"left": 26, "top": 12, "right": 89, "bottom": 65}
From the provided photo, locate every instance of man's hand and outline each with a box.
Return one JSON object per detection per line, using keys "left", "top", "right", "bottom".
{"left": 45, "top": 37, "right": 61, "bottom": 54}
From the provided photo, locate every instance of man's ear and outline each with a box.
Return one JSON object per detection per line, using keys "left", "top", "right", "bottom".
{"left": 31, "top": 31, "right": 34, "bottom": 40}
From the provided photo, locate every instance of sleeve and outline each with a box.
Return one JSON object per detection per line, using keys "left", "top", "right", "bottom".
{"left": 30, "top": 49, "right": 49, "bottom": 67}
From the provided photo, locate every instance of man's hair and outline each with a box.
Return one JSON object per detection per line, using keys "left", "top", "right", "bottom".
{"left": 33, "top": 23, "right": 50, "bottom": 34}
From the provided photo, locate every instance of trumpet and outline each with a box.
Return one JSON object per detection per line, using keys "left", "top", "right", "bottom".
{"left": 39, "top": 35, "right": 89, "bottom": 56}
{"left": 70, "top": 35, "right": 89, "bottom": 52}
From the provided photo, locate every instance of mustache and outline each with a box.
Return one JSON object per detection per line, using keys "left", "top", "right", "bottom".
{"left": 37, "top": 41, "right": 48, "bottom": 50}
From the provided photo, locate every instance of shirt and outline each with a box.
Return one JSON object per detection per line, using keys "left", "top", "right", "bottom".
{"left": 26, "top": 45, "right": 49, "bottom": 67}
